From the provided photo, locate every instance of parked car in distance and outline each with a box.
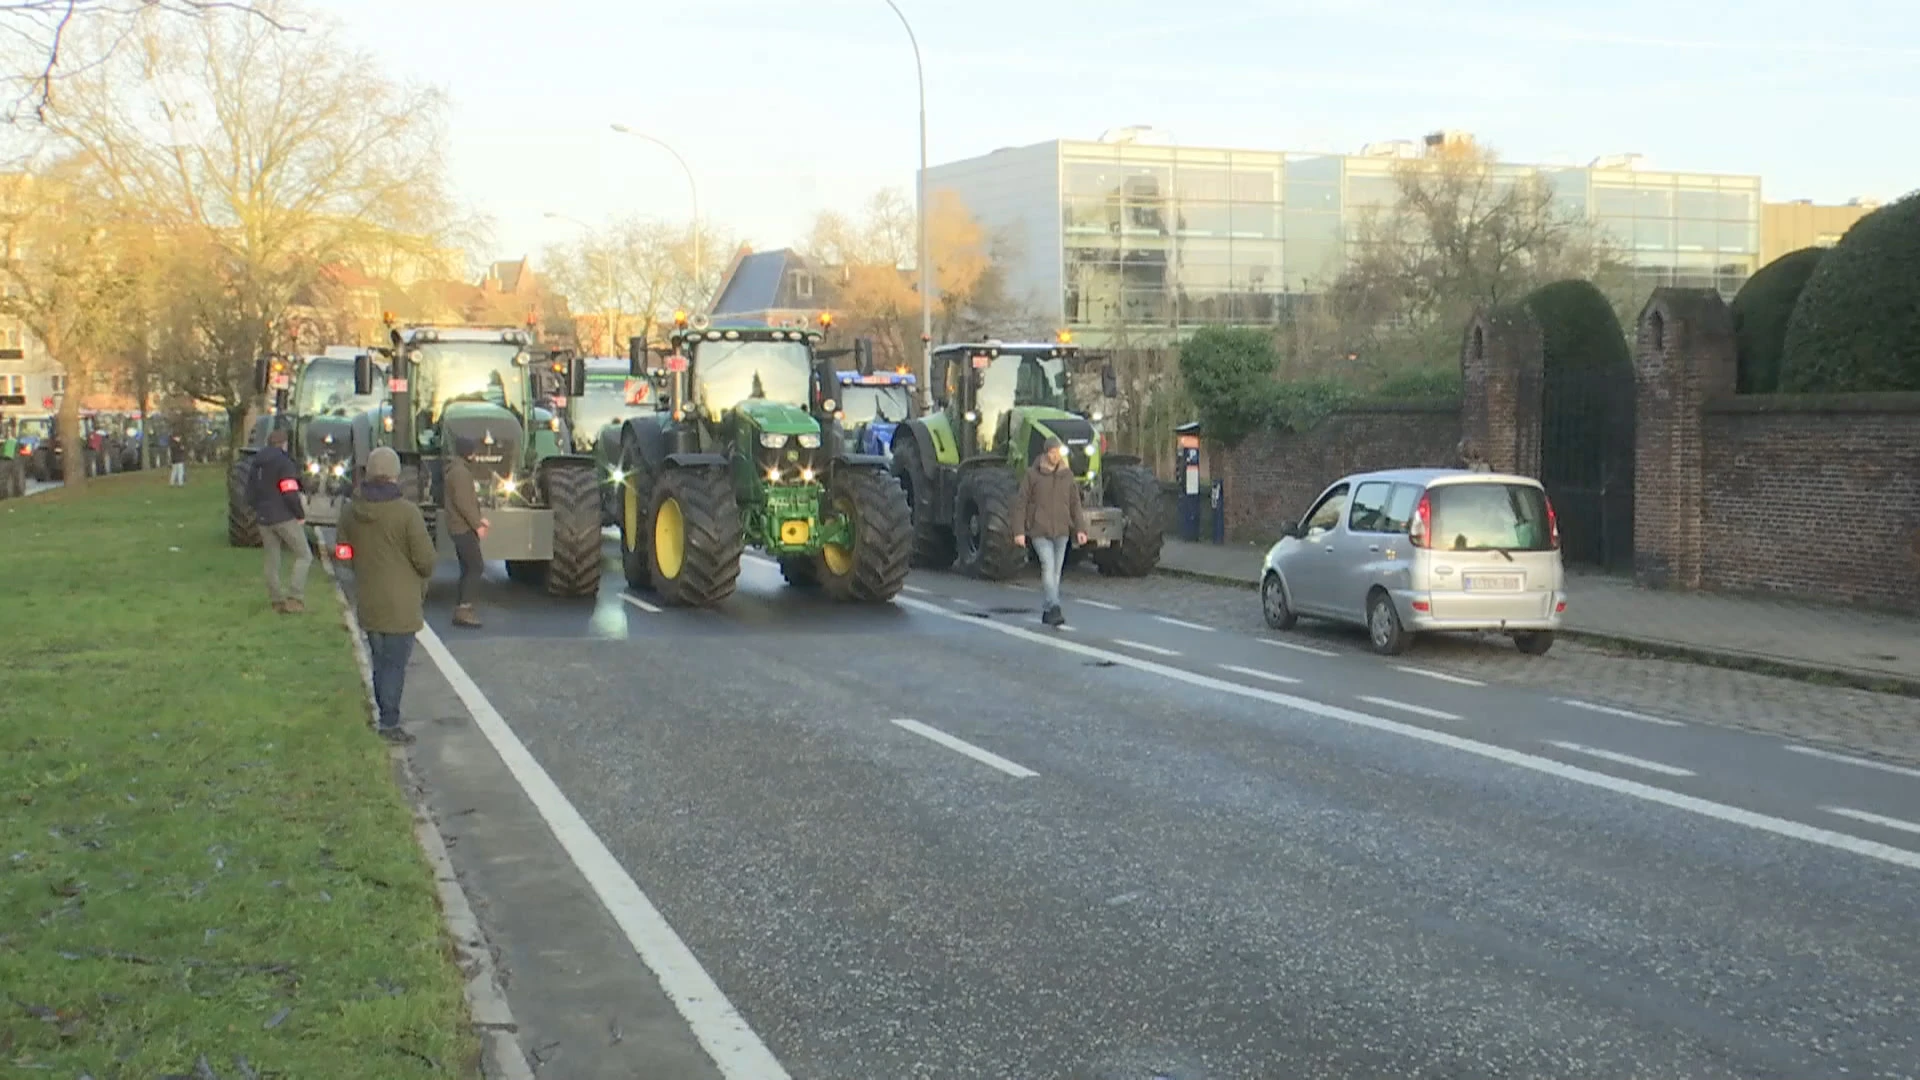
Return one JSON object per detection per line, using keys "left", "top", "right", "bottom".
{"left": 1260, "top": 468, "right": 1566, "bottom": 657}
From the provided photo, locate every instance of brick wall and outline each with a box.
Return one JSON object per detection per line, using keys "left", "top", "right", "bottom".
{"left": 1700, "top": 394, "right": 1920, "bottom": 612}
{"left": 1216, "top": 401, "right": 1459, "bottom": 541}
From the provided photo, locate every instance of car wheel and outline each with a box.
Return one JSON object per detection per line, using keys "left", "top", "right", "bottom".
{"left": 1260, "top": 571, "right": 1297, "bottom": 630}
{"left": 1366, "top": 589, "right": 1411, "bottom": 656}
{"left": 1514, "top": 631, "right": 1555, "bottom": 656}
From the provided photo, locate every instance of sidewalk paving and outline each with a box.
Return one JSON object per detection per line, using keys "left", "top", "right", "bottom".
{"left": 1156, "top": 539, "right": 1920, "bottom": 695}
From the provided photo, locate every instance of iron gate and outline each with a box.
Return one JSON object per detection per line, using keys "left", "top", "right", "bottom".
{"left": 1540, "top": 365, "right": 1636, "bottom": 573}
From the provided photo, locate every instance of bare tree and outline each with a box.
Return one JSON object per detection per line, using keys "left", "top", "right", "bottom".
{"left": 541, "top": 217, "right": 733, "bottom": 354}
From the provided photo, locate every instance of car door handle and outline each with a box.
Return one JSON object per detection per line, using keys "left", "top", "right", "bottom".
{"left": 1324, "top": 545, "right": 1335, "bottom": 553}
{"left": 1368, "top": 545, "right": 1381, "bottom": 553}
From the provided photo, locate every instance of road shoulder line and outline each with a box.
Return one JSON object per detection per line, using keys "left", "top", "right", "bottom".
{"left": 891, "top": 719, "right": 1038, "bottom": 778}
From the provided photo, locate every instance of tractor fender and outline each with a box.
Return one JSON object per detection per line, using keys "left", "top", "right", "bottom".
{"left": 1102, "top": 453, "right": 1144, "bottom": 467}
{"left": 619, "top": 417, "right": 672, "bottom": 473}
{"left": 830, "top": 452, "right": 890, "bottom": 470}
{"left": 957, "top": 454, "right": 1005, "bottom": 471}
{"left": 663, "top": 451, "right": 728, "bottom": 469}
{"left": 895, "top": 419, "right": 939, "bottom": 483}
{"left": 537, "top": 453, "right": 596, "bottom": 471}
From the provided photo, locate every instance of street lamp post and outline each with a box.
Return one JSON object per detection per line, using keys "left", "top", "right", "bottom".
{"left": 608, "top": 125, "right": 702, "bottom": 306}
{"left": 882, "top": 0, "right": 933, "bottom": 398}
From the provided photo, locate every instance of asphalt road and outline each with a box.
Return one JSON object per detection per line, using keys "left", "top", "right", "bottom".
{"left": 399, "top": 533, "right": 1920, "bottom": 1080}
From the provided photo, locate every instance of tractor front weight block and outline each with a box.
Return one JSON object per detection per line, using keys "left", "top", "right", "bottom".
{"left": 1082, "top": 507, "right": 1126, "bottom": 547}
{"left": 478, "top": 506, "right": 555, "bottom": 561}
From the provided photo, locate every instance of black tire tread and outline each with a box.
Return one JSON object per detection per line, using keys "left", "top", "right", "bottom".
{"left": 1091, "top": 462, "right": 1163, "bottom": 577}
{"left": 544, "top": 461, "right": 603, "bottom": 597}
{"left": 820, "top": 466, "right": 913, "bottom": 602}
{"left": 956, "top": 468, "right": 1027, "bottom": 581}
{"left": 617, "top": 441, "right": 655, "bottom": 591}
{"left": 891, "top": 436, "right": 957, "bottom": 570}
{"left": 650, "top": 466, "right": 741, "bottom": 607}
{"left": 227, "top": 456, "right": 261, "bottom": 548}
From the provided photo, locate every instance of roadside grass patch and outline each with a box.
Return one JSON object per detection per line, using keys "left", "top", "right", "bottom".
{"left": 1, "top": 469, "right": 476, "bottom": 1076}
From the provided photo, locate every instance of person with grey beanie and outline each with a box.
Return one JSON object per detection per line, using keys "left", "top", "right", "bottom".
{"left": 335, "top": 446, "right": 434, "bottom": 743}
{"left": 1010, "top": 435, "right": 1089, "bottom": 627}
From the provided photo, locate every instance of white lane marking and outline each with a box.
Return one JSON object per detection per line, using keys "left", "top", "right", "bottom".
{"left": 1262, "top": 638, "right": 1337, "bottom": 658}
{"left": 1154, "top": 615, "right": 1215, "bottom": 632}
{"left": 620, "top": 593, "right": 662, "bottom": 614}
{"left": 1219, "top": 664, "right": 1302, "bottom": 686}
{"left": 1111, "top": 638, "right": 1181, "bottom": 657}
{"left": 890, "top": 719, "right": 1037, "bottom": 779}
{"left": 902, "top": 584, "right": 932, "bottom": 595}
{"left": 1786, "top": 745, "right": 1920, "bottom": 780}
{"left": 1545, "top": 740, "right": 1696, "bottom": 777}
{"left": 1822, "top": 806, "right": 1920, "bottom": 836}
{"left": 891, "top": 596, "right": 1920, "bottom": 873}
{"left": 415, "top": 628, "right": 790, "bottom": 1078}
{"left": 1394, "top": 665, "right": 1485, "bottom": 687}
{"left": 1005, "top": 583, "right": 1034, "bottom": 592}
{"left": 1357, "top": 695, "right": 1461, "bottom": 721}
{"left": 1075, "top": 598, "right": 1121, "bottom": 611}
{"left": 1556, "top": 698, "right": 1685, "bottom": 728}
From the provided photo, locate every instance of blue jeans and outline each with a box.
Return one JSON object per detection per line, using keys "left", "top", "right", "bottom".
{"left": 1031, "top": 535, "right": 1068, "bottom": 609}
{"left": 365, "top": 631, "right": 416, "bottom": 729}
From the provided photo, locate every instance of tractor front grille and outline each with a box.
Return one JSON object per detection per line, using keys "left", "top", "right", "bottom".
{"left": 755, "top": 439, "right": 822, "bottom": 484}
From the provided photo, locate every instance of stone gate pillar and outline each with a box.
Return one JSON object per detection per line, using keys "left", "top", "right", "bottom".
{"left": 1458, "top": 306, "right": 1544, "bottom": 477}
{"left": 1632, "top": 288, "right": 1736, "bottom": 590}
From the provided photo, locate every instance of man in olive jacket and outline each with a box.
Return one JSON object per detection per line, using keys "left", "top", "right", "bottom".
{"left": 1010, "top": 435, "right": 1089, "bottom": 628}
{"left": 443, "top": 436, "right": 489, "bottom": 628}
{"left": 336, "top": 447, "right": 435, "bottom": 743}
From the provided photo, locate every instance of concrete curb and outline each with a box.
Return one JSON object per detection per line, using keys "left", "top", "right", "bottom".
{"left": 1151, "top": 565, "right": 1920, "bottom": 700}
{"left": 319, "top": 543, "right": 537, "bottom": 1080}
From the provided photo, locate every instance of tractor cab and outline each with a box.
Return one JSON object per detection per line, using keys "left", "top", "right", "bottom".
{"left": 832, "top": 368, "right": 917, "bottom": 459}
{"left": 929, "top": 335, "right": 1116, "bottom": 480}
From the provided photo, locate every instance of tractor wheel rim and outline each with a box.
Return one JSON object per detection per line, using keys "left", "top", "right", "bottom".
{"left": 622, "top": 474, "right": 639, "bottom": 550}
{"left": 654, "top": 496, "right": 685, "bottom": 579}
{"left": 822, "top": 496, "right": 856, "bottom": 575}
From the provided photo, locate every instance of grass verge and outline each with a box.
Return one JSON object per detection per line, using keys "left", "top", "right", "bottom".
{"left": 1, "top": 469, "right": 477, "bottom": 1077}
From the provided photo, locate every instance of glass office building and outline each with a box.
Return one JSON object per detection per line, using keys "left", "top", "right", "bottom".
{"left": 924, "top": 136, "right": 1761, "bottom": 341}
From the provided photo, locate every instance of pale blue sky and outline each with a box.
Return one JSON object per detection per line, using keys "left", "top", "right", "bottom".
{"left": 321, "top": 0, "right": 1919, "bottom": 267}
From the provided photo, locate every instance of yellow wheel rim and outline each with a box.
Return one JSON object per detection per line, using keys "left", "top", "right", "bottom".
{"left": 821, "top": 496, "right": 854, "bottom": 576}
{"left": 653, "top": 496, "right": 685, "bottom": 580}
{"left": 622, "top": 476, "right": 639, "bottom": 550}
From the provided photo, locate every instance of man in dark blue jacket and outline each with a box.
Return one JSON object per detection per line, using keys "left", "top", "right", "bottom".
{"left": 249, "top": 429, "right": 311, "bottom": 613}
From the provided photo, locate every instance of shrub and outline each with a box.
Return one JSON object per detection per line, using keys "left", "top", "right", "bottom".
{"left": 1178, "top": 326, "right": 1280, "bottom": 446}
{"left": 1779, "top": 192, "right": 1920, "bottom": 393}
{"left": 1524, "top": 279, "right": 1631, "bottom": 376}
{"left": 1731, "top": 247, "right": 1825, "bottom": 394}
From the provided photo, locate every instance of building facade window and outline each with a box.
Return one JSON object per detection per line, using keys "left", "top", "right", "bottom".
{"left": 49, "top": 374, "right": 67, "bottom": 394}
{"left": 1, "top": 373, "right": 22, "bottom": 396}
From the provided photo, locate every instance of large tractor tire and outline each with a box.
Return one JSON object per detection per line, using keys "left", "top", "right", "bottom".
{"left": 543, "top": 461, "right": 603, "bottom": 598}
{"left": 616, "top": 441, "right": 655, "bottom": 591}
{"left": 889, "top": 437, "right": 957, "bottom": 570}
{"left": 227, "top": 457, "right": 261, "bottom": 548}
{"left": 954, "top": 467, "right": 1027, "bottom": 581}
{"left": 779, "top": 556, "right": 819, "bottom": 587}
{"left": 1092, "top": 462, "right": 1164, "bottom": 578}
{"left": 647, "top": 466, "right": 741, "bottom": 607}
{"left": 818, "top": 466, "right": 913, "bottom": 603}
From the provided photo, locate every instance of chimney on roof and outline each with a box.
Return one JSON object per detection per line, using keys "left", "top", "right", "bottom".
{"left": 1423, "top": 129, "right": 1474, "bottom": 154}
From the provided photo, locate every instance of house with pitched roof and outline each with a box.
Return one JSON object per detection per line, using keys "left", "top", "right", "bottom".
{"left": 707, "top": 246, "right": 837, "bottom": 325}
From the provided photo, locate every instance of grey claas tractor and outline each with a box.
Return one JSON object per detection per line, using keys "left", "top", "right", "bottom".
{"left": 227, "top": 352, "right": 387, "bottom": 545}
{"left": 343, "top": 323, "right": 603, "bottom": 598}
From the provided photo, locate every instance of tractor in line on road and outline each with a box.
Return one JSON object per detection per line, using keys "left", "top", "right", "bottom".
{"left": 227, "top": 351, "right": 387, "bottom": 546}
{"left": 888, "top": 335, "right": 1164, "bottom": 580}
{"left": 569, "top": 355, "right": 659, "bottom": 527}
{"left": 612, "top": 312, "right": 913, "bottom": 607}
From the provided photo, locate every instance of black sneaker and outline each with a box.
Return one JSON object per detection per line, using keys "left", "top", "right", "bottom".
{"left": 1042, "top": 605, "right": 1065, "bottom": 627}
{"left": 377, "top": 726, "right": 415, "bottom": 745}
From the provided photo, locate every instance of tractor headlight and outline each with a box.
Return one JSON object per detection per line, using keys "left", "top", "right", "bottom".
{"left": 765, "top": 466, "right": 781, "bottom": 482}
{"left": 759, "top": 432, "right": 789, "bottom": 449}
{"left": 498, "top": 475, "right": 519, "bottom": 496}
{"left": 800, "top": 467, "right": 815, "bottom": 483}
{"left": 964, "top": 411, "right": 979, "bottom": 423}
{"left": 608, "top": 466, "right": 626, "bottom": 486}
{"left": 796, "top": 433, "right": 821, "bottom": 449}
{"left": 330, "top": 463, "right": 346, "bottom": 478}
{"left": 1090, "top": 409, "right": 1104, "bottom": 422}
{"left": 306, "top": 460, "right": 320, "bottom": 474}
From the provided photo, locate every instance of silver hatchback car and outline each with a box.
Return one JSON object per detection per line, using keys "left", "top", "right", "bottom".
{"left": 1259, "top": 468, "right": 1567, "bottom": 656}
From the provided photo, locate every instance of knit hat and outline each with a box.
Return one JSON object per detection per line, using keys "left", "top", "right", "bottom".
{"left": 367, "top": 446, "right": 401, "bottom": 480}
{"left": 1043, "top": 435, "right": 1065, "bottom": 452}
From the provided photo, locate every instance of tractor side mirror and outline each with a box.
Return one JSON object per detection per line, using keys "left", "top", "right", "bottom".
{"left": 813, "top": 359, "right": 839, "bottom": 412}
{"left": 628, "top": 336, "right": 645, "bottom": 377}
{"left": 252, "top": 356, "right": 272, "bottom": 395}
{"left": 353, "top": 353, "right": 374, "bottom": 396}
{"left": 569, "top": 353, "right": 588, "bottom": 398}
{"left": 1101, "top": 360, "right": 1119, "bottom": 399}
{"left": 854, "top": 337, "right": 875, "bottom": 377}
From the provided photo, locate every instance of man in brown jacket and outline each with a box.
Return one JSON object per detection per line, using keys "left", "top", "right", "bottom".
{"left": 444, "top": 436, "right": 489, "bottom": 628}
{"left": 336, "top": 447, "right": 435, "bottom": 743}
{"left": 1011, "top": 435, "right": 1089, "bottom": 627}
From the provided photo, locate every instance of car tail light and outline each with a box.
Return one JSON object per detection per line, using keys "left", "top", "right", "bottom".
{"left": 334, "top": 543, "right": 353, "bottom": 561}
{"left": 1408, "top": 490, "right": 1431, "bottom": 548}
{"left": 1545, "top": 495, "right": 1561, "bottom": 550}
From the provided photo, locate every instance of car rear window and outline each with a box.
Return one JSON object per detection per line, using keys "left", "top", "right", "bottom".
{"left": 1428, "top": 482, "right": 1552, "bottom": 551}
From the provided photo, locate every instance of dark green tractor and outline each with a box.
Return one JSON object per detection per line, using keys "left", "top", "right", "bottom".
{"left": 612, "top": 315, "right": 912, "bottom": 607}
{"left": 889, "top": 336, "right": 1163, "bottom": 580}
{"left": 569, "top": 356, "right": 658, "bottom": 527}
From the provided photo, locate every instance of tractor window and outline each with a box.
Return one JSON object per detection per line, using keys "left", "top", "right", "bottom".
{"left": 410, "top": 342, "right": 528, "bottom": 444}
{"left": 570, "top": 377, "right": 637, "bottom": 442}
{"left": 976, "top": 354, "right": 1070, "bottom": 421}
{"left": 692, "top": 339, "right": 810, "bottom": 410}
{"left": 838, "top": 385, "right": 912, "bottom": 424}
{"left": 295, "top": 360, "right": 380, "bottom": 416}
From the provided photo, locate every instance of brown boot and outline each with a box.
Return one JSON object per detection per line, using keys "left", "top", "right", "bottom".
{"left": 281, "top": 598, "right": 305, "bottom": 614}
{"left": 452, "top": 604, "right": 482, "bottom": 628}
{"left": 270, "top": 598, "right": 286, "bottom": 613}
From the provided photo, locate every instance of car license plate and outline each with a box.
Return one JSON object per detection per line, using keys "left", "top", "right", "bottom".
{"left": 1464, "top": 573, "right": 1522, "bottom": 592}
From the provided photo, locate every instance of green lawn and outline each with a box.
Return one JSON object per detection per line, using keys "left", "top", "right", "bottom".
{"left": 1, "top": 471, "right": 477, "bottom": 1077}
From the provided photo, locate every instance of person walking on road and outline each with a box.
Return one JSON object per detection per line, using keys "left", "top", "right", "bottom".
{"left": 168, "top": 433, "right": 188, "bottom": 486}
{"left": 249, "top": 429, "right": 311, "bottom": 613}
{"left": 444, "top": 436, "right": 490, "bottom": 628}
{"left": 1011, "top": 435, "right": 1089, "bottom": 629}
{"left": 337, "top": 446, "right": 435, "bottom": 744}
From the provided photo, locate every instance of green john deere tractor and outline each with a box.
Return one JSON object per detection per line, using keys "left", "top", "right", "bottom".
{"left": 889, "top": 337, "right": 1164, "bottom": 580}
{"left": 612, "top": 315, "right": 912, "bottom": 607}
{"left": 340, "top": 322, "right": 603, "bottom": 597}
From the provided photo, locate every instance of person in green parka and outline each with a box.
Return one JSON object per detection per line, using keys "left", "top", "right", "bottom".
{"left": 336, "top": 446, "right": 435, "bottom": 744}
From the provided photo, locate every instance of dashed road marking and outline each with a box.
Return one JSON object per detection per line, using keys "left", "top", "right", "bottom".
{"left": 414, "top": 627, "right": 790, "bottom": 1078}
{"left": 1394, "top": 665, "right": 1485, "bottom": 687}
{"left": 1153, "top": 615, "right": 1215, "bottom": 632}
{"left": 892, "top": 595, "right": 1920, "bottom": 874}
{"left": 620, "top": 593, "right": 662, "bottom": 614}
{"left": 1546, "top": 740, "right": 1695, "bottom": 777}
{"left": 1219, "top": 664, "right": 1302, "bottom": 686}
{"left": 1357, "top": 695, "right": 1461, "bottom": 721}
{"left": 1556, "top": 698, "right": 1685, "bottom": 728}
{"left": 1262, "top": 638, "right": 1338, "bottom": 658}
{"left": 1075, "top": 598, "right": 1121, "bottom": 611}
{"left": 1111, "top": 638, "right": 1181, "bottom": 657}
{"left": 1005, "top": 583, "right": 1034, "bottom": 592}
{"left": 890, "top": 719, "right": 1037, "bottom": 778}
{"left": 1822, "top": 806, "right": 1920, "bottom": 836}
{"left": 902, "top": 584, "right": 932, "bottom": 595}
{"left": 1785, "top": 745, "right": 1920, "bottom": 780}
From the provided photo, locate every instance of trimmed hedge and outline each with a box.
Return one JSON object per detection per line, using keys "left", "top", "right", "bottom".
{"left": 1779, "top": 193, "right": 1920, "bottom": 393}
{"left": 1731, "top": 247, "right": 1825, "bottom": 394}
{"left": 1524, "top": 279, "right": 1631, "bottom": 376}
